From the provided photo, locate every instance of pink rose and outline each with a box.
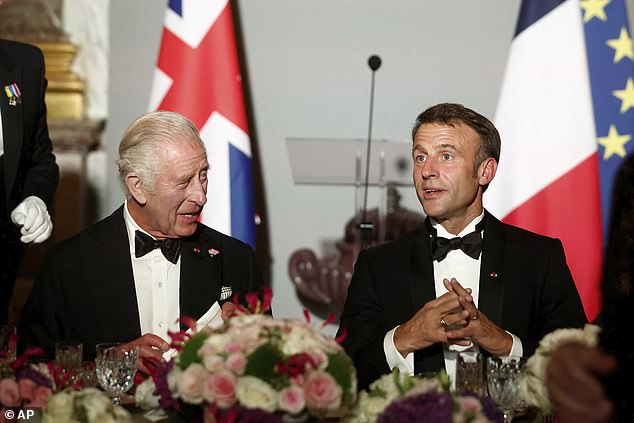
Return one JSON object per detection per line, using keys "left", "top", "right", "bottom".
{"left": 278, "top": 385, "right": 305, "bottom": 414}
{"left": 177, "top": 363, "right": 206, "bottom": 404}
{"left": 456, "top": 395, "right": 483, "bottom": 414}
{"left": 225, "top": 342, "right": 241, "bottom": 354}
{"left": 17, "top": 379, "right": 37, "bottom": 402}
{"left": 303, "top": 371, "right": 342, "bottom": 411}
{"left": 308, "top": 351, "right": 328, "bottom": 368}
{"left": 203, "top": 354, "right": 225, "bottom": 372}
{"left": 225, "top": 353, "right": 246, "bottom": 375}
{"left": 0, "top": 379, "right": 20, "bottom": 407}
{"left": 202, "top": 370, "right": 237, "bottom": 408}
{"left": 29, "top": 387, "right": 52, "bottom": 408}
{"left": 290, "top": 374, "right": 304, "bottom": 386}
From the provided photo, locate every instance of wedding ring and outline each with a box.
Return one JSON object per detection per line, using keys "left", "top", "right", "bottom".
{"left": 440, "top": 318, "right": 448, "bottom": 328}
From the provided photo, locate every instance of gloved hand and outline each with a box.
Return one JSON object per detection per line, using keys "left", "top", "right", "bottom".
{"left": 10, "top": 196, "right": 53, "bottom": 244}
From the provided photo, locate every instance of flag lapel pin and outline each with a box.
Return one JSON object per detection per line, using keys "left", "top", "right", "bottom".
{"left": 4, "top": 83, "right": 21, "bottom": 106}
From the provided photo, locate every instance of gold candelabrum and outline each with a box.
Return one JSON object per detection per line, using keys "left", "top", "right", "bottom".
{"left": 33, "top": 41, "right": 84, "bottom": 119}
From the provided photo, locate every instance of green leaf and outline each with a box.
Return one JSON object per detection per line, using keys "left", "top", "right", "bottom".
{"left": 325, "top": 352, "right": 355, "bottom": 404}
{"left": 244, "top": 342, "right": 288, "bottom": 390}
{"left": 178, "top": 333, "right": 209, "bottom": 370}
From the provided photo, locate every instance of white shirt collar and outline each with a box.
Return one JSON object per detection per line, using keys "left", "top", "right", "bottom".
{"left": 123, "top": 199, "right": 153, "bottom": 256}
{"left": 430, "top": 210, "right": 485, "bottom": 238}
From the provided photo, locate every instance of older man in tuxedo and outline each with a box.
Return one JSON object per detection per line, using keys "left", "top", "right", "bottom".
{"left": 338, "top": 103, "right": 587, "bottom": 390}
{"left": 20, "top": 111, "right": 263, "bottom": 368}
{"left": 0, "top": 39, "right": 58, "bottom": 324}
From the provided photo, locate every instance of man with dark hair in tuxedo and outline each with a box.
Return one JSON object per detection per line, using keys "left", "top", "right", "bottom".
{"left": 0, "top": 39, "right": 58, "bottom": 324}
{"left": 338, "top": 103, "right": 587, "bottom": 390}
{"left": 20, "top": 111, "right": 263, "bottom": 370}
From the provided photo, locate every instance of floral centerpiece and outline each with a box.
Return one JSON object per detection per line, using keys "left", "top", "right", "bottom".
{"left": 0, "top": 347, "right": 130, "bottom": 423}
{"left": 0, "top": 349, "right": 55, "bottom": 415}
{"left": 44, "top": 388, "right": 132, "bottom": 423}
{"left": 520, "top": 323, "right": 600, "bottom": 414}
{"left": 345, "top": 369, "right": 502, "bottom": 423}
{"left": 138, "top": 288, "right": 357, "bottom": 422}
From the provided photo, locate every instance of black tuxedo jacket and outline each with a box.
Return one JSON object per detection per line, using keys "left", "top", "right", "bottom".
{"left": 338, "top": 210, "right": 587, "bottom": 389}
{"left": 0, "top": 39, "right": 58, "bottom": 213}
{"left": 20, "top": 206, "right": 264, "bottom": 357}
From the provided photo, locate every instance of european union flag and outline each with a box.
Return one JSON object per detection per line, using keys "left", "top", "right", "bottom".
{"left": 582, "top": 0, "right": 634, "bottom": 240}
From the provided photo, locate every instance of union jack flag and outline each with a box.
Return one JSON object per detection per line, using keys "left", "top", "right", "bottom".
{"left": 149, "top": 0, "right": 256, "bottom": 248}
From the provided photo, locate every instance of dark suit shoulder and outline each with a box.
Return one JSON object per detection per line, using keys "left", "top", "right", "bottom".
{"left": 499, "top": 220, "right": 561, "bottom": 249}
{"left": 196, "top": 223, "right": 254, "bottom": 253}
{"left": 360, "top": 226, "right": 423, "bottom": 261}
{"left": 0, "top": 39, "right": 44, "bottom": 67}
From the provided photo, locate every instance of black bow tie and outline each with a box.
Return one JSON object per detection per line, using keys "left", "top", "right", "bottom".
{"left": 428, "top": 219, "right": 484, "bottom": 262}
{"left": 134, "top": 230, "right": 182, "bottom": 264}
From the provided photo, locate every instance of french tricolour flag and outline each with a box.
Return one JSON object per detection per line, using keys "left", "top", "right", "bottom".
{"left": 149, "top": 0, "right": 256, "bottom": 248}
{"left": 487, "top": 0, "right": 634, "bottom": 321}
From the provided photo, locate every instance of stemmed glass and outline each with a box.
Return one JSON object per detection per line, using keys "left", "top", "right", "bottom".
{"left": 95, "top": 342, "right": 138, "bottom": 405}
{"left": 486, "top": 356, "right": 526, "bottom": 423}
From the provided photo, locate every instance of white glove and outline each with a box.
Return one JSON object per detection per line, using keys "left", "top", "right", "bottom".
{"left": 10, "top": 196, "right": 53, "bottom": 244}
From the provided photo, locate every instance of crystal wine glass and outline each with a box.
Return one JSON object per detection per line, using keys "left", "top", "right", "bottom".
{"left": 486, "top": 356, "right": 526, "bottom": 423}
{"left": 95, "top": 342, "right": 138, "bottom": 405}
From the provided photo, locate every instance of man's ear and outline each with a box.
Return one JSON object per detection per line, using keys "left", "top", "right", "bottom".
{"left": 126, "top": 173, "right": 148, "bottom": 205}
{"left": 478, "top": 158, "right": 498, "bottom": 186}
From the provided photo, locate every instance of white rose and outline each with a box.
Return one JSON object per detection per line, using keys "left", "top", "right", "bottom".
{"left": 44, "top": 391, "right": 74, "bottom": 421}
{"left": 236, "top": 376, "right": 279, "bottom": 412}
{"left": 521, "top": 324, "right": 600, "bottom": 413}
{"left": 112, "top": 405, "right": 133, "bottom": 422}
{"left": 362, "top": 396, "right": 390, "bottom": 420}
{"left": 135, "top": 378, "right": 160, "bottom": 410}
{"left": 203, "top": 354, "right": 225, "bottom": 372}
{"left": 80, "top": 388, "right": 112, "bottom": 422}
{"left": 167, "top": 366, "right": 182, "bottom": 398}
{"left": 202, "top": 333, "right": 230, "bottom": 354}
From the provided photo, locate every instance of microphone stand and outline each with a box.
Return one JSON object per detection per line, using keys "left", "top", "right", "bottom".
{"left": 358, "top": 55, "right": 381, "bottom": 249}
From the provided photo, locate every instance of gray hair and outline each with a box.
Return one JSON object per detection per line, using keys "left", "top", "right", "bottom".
{"left": 116, "top": 111, "right": 205, "bottom": 197}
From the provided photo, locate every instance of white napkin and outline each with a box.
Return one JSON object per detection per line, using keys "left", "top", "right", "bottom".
{"left": 162, "top": 301, "right": 223, "bottom": 360}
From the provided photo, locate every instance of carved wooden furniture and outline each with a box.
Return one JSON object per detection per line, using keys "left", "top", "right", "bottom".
{"left": 289, "top": 189, "right": 425, "bottom": 321}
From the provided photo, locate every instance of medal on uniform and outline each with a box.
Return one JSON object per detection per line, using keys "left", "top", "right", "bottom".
{"left": 4, "top": 83, "right": 21, "bottom": 106}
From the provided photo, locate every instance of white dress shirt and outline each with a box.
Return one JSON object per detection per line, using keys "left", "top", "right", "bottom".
{"left": 383, "top": 212, "right": 523, "bottom": 387}
{"left": 123, "top": 201, "right": 180, "bottom": 341}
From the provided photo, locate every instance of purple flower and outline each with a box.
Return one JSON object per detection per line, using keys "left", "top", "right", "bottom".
{"left": 14, "top": 366, "right": 52, "bottom": 390}
{"left": 211, "top": 404, "right": 283, "bottom": 423}
{"left": 377, "top": 391, "right": 503, "bottom": 423}
{"left": 378, "top": 392, "right": 454, "bottom": 423}
{"left": 153, "top": 360, "right": 180, "bottom": 412}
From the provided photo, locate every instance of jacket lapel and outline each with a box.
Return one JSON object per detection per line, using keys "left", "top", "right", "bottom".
{"left": 478, "top": 210, "right": 506, "bottom": 328}
{"left": 0, "top": 46, "right": 23, "bottom": 202}
{"left": 179, "top": 227, "right": 223, "bottom": 325}
{"left": 410, "top": 221, "right": 444, "bottom": 373}
{"left": 84, "top": 206, "right": 141, "bottom": 342}
{"left": 409, "top": 223, "right": 436, "bottom": 309}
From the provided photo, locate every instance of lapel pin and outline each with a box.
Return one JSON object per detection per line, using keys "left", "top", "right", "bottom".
{"left": 208, "top": 248, "right": 220, "bottom": 257}
{"left": 193, "top": 248, "right": 200, "bottom": 253}
{"left": 4, "top": 83, "right": 21, "bottom": 106}
{"left": 490, "top": 272, "right": 498, "bottom": 278}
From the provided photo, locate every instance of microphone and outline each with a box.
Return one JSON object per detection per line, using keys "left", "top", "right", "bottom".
{"left": 368, "top": 55, "right": 382, "bottom": 71}
{"left": 358, "top": 55, "right": 382, "bottom": 247}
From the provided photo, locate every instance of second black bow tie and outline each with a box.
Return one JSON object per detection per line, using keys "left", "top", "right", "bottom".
{"left": 135, "top": 230, "right": 182, "bottom": 264}
{"left": 430, "top": 230, "right": 483, "bottom": 261}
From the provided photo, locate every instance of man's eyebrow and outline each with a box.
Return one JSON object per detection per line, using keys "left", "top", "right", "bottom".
{"left": 436, "top": 143, "right": 457, "bottom": 151}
